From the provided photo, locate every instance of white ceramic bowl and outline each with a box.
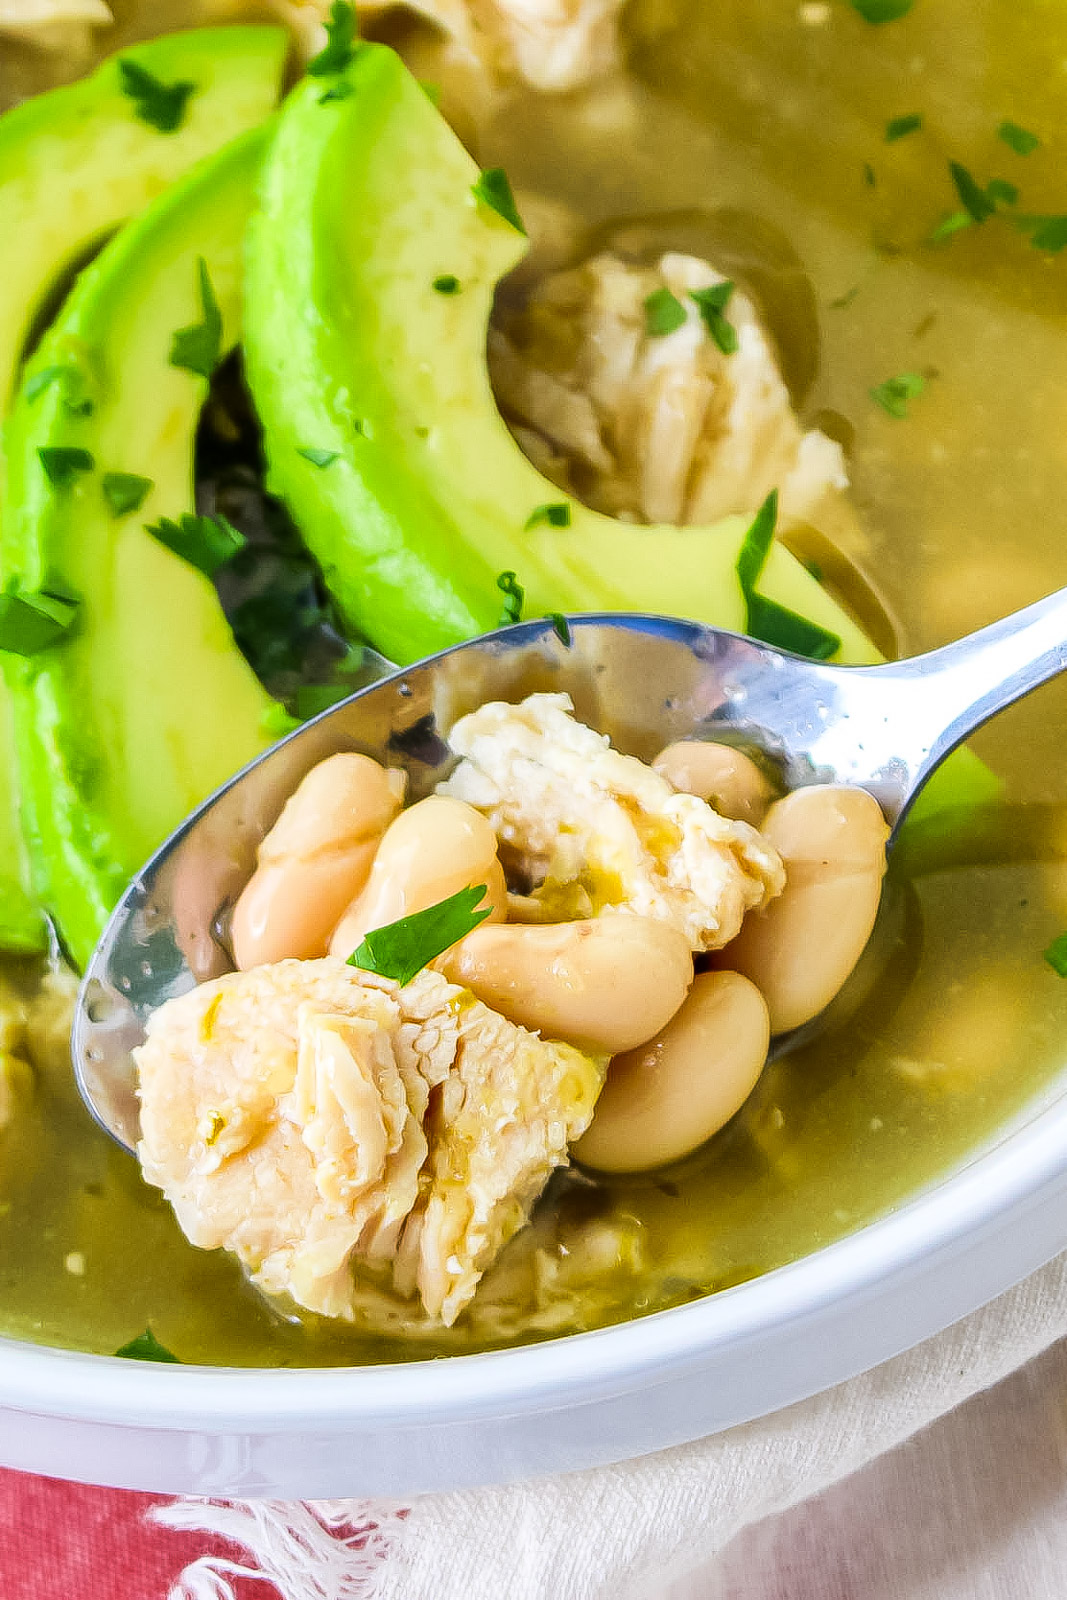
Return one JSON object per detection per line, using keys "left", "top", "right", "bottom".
{"left": 1, "top": 1072, "right": 1066, "bottom": 1497}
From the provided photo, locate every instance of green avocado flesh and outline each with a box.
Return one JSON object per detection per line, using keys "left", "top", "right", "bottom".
{"left": 244, "top": 44, "right": 878, "bottom": 669}
{"left": 0, "top": 25, "right": 288, "bottom": 415}
{"left": 0, "top": 681, "right": 45, "bottom": 954}
{"left": 3, "top": 132, "right": 274, "bottom": 968}
{"left": 0, "top": 24, "right": 286, "bottom": 954}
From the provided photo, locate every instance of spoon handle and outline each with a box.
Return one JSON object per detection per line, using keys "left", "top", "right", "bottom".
{"left": 882, "top": 583, "right": 1067, "bottom": 798}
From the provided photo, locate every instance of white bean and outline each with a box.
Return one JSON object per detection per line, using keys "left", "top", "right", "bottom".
{"left": 437, "top": 915, "right": 694, "bottom": 1054}
{"left": 725, "top": 784, "right": 889, "bottom": 1032}
{"left": 329, "top": 794, "right": 507, "bottom": 958}
{"left": 231, "top": 754, "right": 405, "bottom": 969}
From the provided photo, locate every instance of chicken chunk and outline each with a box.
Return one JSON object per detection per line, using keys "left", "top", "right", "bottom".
{"left": 263, "top": 0, "right": 624, "bottom": 91}
{"left": 439, "top": 693, "right": 785, "bottom": 950}
{"left": 490, "top": 249, "right": 849, "bottom": 527}
{"left": 135, "top": 958, "right": 602, "bottom": 1327}
{"left": 0, "top": 0, "right": 111, "bottom": 50}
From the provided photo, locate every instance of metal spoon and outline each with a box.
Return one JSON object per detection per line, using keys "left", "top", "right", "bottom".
{"left": 73, "top": 595, "right": 1067, "bottom": 1152}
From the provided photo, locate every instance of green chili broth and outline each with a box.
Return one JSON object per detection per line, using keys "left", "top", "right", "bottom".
{"left": 4, "top": 0, "right": 1067, "bottom": 1364}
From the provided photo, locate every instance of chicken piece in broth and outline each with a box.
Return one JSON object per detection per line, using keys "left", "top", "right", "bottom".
{"left": 490, "top": 250, "right": 848, "bottom": 527}
{"left": 439, "top": 692, "right": 785, "bottom": 950}
{"left": 135, "top": 958, "right": 602, "bottom": 1328}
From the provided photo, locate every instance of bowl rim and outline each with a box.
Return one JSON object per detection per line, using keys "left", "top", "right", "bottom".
{"left": 2, "top": 1073, "right": 1065, "bottom": 1433}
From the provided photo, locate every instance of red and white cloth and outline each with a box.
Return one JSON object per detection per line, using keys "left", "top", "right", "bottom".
{"left": 9, "top": 1251, "right": 1067, "bottom": 1599}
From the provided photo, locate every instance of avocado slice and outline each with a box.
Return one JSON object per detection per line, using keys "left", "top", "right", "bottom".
{"left": 244, "top": 43, "right": 877, "bottom": 669}
{"left": 0, "top": 683, "right": 46, "bottom": 954}
{"left": 0, "top": 25, "right": 288, "bottom": 416}
{"left": 3, "top": 131, "right": 274, "bottom": 968}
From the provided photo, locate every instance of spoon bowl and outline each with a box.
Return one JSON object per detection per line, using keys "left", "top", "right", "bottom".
{"left": 73, "top": 594, "right": 1067, "bottom": 1152}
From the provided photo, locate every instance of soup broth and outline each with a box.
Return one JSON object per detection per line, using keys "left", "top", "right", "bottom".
{"left": 3, "top": 0, "right": 1067, "bottom": 1364}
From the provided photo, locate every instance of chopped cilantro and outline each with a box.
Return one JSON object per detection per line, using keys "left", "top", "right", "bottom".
{"left": 525, "top": 502, "right": 572, "bottom": 529}
{"left": 870, "top": 371, "right": 926, "bottom": 418}
{"left": 292, "top": 683, "right": 353, "bottom": 720}
{"left": 38, "top": 446, "right": 94, "bottom": 488}
{"left": 1030, "top": 215, "right": 1067, "bottom": 253}
{"left": 1045, "top": 932, "right": 1067, "bottom": 976}
{"left": 950, "top": 161, "right": 996, "bottom": 223}
{"left": 644, "top": 287, "right": 687, "bottom": 337}
{"left": 169, "top": 258, "right": 223, "bottom": 381}
{"left": 999, "top": 120, "right": 1040, "bottom": 156}
{"left": 735, "top": 491, "right": 841, "bottom": 661}
{"left": 263, "top": 702, "right": 302, "bottom": 739}
{"left": 863, "top": 161, "right": 877, "bottom": 188}
{"left": 318, "top": 81, "right": 353, "bottom": 104}
{"left": 471, "top": 167, "right": 525, "bottom": 234}
{"left": 496, "top": 570, "right": 525, "bottom": 625}
{"left": 307, "top": 1, "right": 359, "bottom": 76}
{"left": 928, "top": 209, "right": 974, "bottom": 243}
{"left": 117, "top": 59, "right": 196, "bottom": 133}
{"left": 849, "top": 0, "right": 914, "bottom": 19}
{"left": 25, "top": 363, "right": 94, "bottom": 416}
{"left": 114, "top": 1327, "right": 181, "bottom": 1363}
{"left": 986, "top": 178, "right": 1019, "bottom": 206}
{"left": 690, "top": 281, "right": 738, "bottom": 354}
{"left": 886, "top": 113, "right": 923, "bottom": 142}
{"left": 735, "top": 490, "right": 779, "bottom": 599}
{"left": 433, "top": 274, "right": 461, "bottom": 294}
{"left": 145, "top": 512, "right": 246, "bottom": 578}
{"left": 348, "top": 884, "right": 493, "bottom": 987}
{"left": 0, "top": 583, "right": 80, "bottom": 655}
{"left": 101, "top": 472, "right": 153, "bottom": 518}
{"left": 546, "top": 613, "right": 571, "bottom": 646}
{"left": 297, "top": 447, "right": 340, "bottom": 468}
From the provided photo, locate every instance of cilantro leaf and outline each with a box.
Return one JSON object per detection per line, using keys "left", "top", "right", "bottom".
{"left": 870, "top": 371, "right": 926, "bottom": 418}
{"left": 525, "top": 502, "right": 572, "bottom": 529}
{"left": 262, "top": 702, "right": 302, "bottom": 739}
{"left": 471, "top": 168, "right": 526, "bottom": 234}
{"left": 734, "top": 491, "right": 840, "bottom": 662}
{"left": 169, "top": 259, "right": 223, "bottom": 381}
{"left": 102, "top": 472, "right": 153, "bottom": 518}
{"left": 114, "top": 1327, "right": 182, "bottom": 1363}
{"left": 950, "top": 161, "right": 996, "bottom": 223}
{"left": 496, "top": 570, "right": 525, "bottom": 625}
{"left": 145, "top": 513, "right": 246, "bottom": 578}
{"left": 0, "top": 584, "right": 80, "bottom": 655}
{"left": 735, "top": 490, "right": 779, "bottom": 597}
{"left": 999, "top": 121, "right": 1040, "bottom": 156}
{"left": 886, "top": 113, "right": 923, "bottom": 141}
{"left": 986, "top": 177, "right": 1019, "bottom": 206}
{"left": 644, "top": 287, "right": 687, "bottom": 337}
{"left": 1045, "top": 932, "right": 1067, "bottom": 975}
{"left": 433, "top": 274, "right": 461, "bottom": 294}
{"left": 546, "top": 613, "right": 571, "bottom": 646}
{"left": 744, "top": 593, "right": 842, "bottom": 660}
{"left": 348, "top": 884, "right": 494, "bottom": 987}
{"left": 25, "top": 363, "right": 94, "bottom": 416}
{"left": 849, "top": 0, "right": 914, "bottom": 19}
{"left": 297, "top": 447, "right": 340, "bottom": 468}
{"left": 308, "top": 1, "right": 359, "bottom": 76}
{"left": 117, "top": 59, "right": 196, "bottom": 133}
{"left": 38, "top": 446, "right": 94, "bottom": 488}
{"left": 1030, "top": 215, "right": 1067, "bottom": 253}
{"left": 928, "top": 209, "right": 974, "bottom": 243}
{"left": 690, "top": 281, "right": 738, "bottom": 354}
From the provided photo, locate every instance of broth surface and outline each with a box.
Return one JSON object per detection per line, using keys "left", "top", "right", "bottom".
{"left": 4, "top": 0, "right": 1067, "bottom": 1363}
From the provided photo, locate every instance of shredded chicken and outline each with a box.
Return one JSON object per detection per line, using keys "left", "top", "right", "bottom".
{"left": 439, "top": 693, "right": 784, "bottom": 950}
{"left": 0, "top": 0, "right": 110, "bottom": 54}
{"left": 262, "top": 0, "right": 625, "bottom": 91}
{"left": 135, "top": 958, "right": 602, "bottom": 1327}
{"left": 491, "top": 249, "right": 849, "bottom": 527}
